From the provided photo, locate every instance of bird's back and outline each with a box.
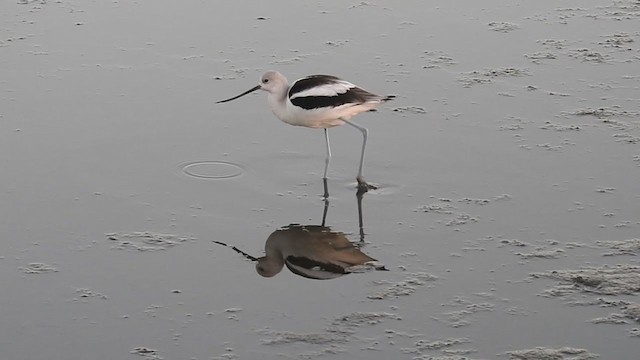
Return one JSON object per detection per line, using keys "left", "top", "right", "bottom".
{"left": 275, "top": 75, "right": 385, "bottom": 128}
{"left": 288, "top": 75, "right": 382, "bottom": 109}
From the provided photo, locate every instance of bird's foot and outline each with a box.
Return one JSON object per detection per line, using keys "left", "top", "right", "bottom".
{"left": 356, "top": 176, "right": 377, "bottom": 194}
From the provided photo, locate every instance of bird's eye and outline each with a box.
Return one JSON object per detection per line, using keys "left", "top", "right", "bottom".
{"left": 262, "top": 78, "right": 269, "bottom": 84}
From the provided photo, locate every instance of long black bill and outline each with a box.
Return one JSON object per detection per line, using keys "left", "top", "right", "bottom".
{"left": 215, "top": 85, "right": 261, "bottom": 104}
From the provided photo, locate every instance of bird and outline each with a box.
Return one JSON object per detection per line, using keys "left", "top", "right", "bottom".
{"left": 216, "top": 70, "right": 394, "bottom": 196}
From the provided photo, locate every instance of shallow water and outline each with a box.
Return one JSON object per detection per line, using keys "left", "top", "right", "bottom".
{"left": 1, "top": 1, "right": 639, "bottom": 359}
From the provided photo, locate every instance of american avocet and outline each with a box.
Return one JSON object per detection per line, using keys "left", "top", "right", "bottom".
{"left": 216, "top": 71, "right": 394, "bottom": 195}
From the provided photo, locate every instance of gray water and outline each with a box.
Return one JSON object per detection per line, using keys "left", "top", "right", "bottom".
{"left": 1, "top": 1, "right": 639, "bottom": 359}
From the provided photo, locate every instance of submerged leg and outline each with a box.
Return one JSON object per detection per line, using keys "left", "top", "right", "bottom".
{"left": 341, "top": 118, "right": 377, "bottom": 192}
{"left": 322, "top": 177, "right": 329, "bottom": 199}
{"left": 322, "top": 129, "right": 331, "bottom": 198}
{"left": 321, "top": 194, "right": 329, "bottom": 227}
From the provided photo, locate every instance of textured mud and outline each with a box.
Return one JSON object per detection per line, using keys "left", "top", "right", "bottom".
{"left": 1, "top": 1, "right": 639, "bottom": 360}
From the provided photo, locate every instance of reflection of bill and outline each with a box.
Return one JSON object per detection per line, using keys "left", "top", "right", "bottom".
{"left": 213, "top": 191, "right": 386, "bottom": 280}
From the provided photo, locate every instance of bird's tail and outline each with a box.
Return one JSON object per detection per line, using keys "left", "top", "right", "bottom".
{"left": 380, "top": 95, "right": 396, "bottom": 102}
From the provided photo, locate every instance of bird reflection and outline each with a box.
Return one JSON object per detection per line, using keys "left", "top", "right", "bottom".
{"left": 256, "top": 223, "right": 380, "bottom": 279}
{"left": 214, "top": 189, "right": 385, "bottom": 280}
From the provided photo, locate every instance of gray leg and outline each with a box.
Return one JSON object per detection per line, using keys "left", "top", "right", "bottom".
{"left": 341, "top": 118, "right": 375, "bottom": 191}
{"left": 323, "top": 129, "right": 331, "bottom": 198}
{"left": 323, "top": 128, "right": 331, "bottom": 179}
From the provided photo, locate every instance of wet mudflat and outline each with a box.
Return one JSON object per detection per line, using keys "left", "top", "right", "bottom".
{"left": 1, "top": 1, "right": 639, "bottom": 359}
